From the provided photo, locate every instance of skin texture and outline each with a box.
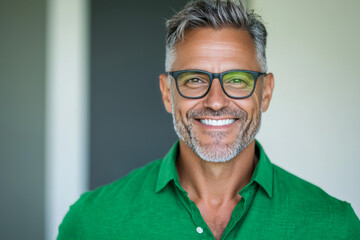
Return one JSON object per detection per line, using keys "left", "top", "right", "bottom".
{"left": 159, "top": 27, "right": 274, "bottom": 240}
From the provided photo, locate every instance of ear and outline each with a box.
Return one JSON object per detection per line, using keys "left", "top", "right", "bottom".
{"left": 261, "top": 73, "right": 274, "bottom": 112}
{"left": 159, "top": 74, "right": 173, "bottom": 113}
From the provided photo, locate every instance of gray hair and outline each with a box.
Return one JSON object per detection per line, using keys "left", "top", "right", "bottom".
{"left": 165, "top": 0, "right": 268, "bottom": 72}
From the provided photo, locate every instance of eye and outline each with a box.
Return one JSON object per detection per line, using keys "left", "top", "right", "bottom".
{"left": 186, "top": 78, "right": 203, "bottom": 83}
{"left": 183, "top": 77, "right": 208, "bottom": 87}
{"left": 228, "top": 78, "right": 248, "bottom": 85}
{"left": 177, "top": 72, "right": 210, "bottom": 88}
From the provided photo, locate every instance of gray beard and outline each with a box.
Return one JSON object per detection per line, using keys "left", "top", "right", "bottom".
{"left": 171, "top": 101, "right": 262, "bottom": 163}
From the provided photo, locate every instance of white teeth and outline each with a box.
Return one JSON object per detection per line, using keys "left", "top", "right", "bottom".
{"left": 200, "top": 119, "right": 235, "bottom": 126}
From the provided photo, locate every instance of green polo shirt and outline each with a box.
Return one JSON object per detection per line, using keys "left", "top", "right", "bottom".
{"left": 58, "top": 141, "right": 360, "bottom": 239}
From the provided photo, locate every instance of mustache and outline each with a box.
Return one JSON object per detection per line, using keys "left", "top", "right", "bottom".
{"left": 186, "top": 107, "right": 247, "bottom": 119}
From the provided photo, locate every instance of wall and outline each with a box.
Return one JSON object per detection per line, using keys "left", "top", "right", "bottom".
{"left": 0, "top": 0, "right": 88, "bottom": 239}
{"left": 90, "top": 0, "right": 188, "bottom": 189}
{"left": 45, "top": 0, "right": 89, "bottom": 239}
{"left": 249, "top": 0, "right": 360, "bottom": 216}
{"left": 0, "top": 0, "right": 46, "bottom": 239}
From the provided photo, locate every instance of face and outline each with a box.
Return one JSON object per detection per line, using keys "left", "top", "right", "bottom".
{"left": 160, "top": 27, "right": 274, "bottom": 162}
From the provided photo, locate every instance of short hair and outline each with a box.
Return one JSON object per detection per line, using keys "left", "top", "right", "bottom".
{"left": 165, "top": 0, "right": 268, "bottom": 72}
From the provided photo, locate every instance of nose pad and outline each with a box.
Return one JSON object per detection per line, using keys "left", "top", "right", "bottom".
{"left": 203, "top": 78, "right": 229, "bottom": 110}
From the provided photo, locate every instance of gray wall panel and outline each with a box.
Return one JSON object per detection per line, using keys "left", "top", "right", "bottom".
{"left": 90, "top": 0, "right": 188, "bottom": 189}
{"left": 0, "top": 0, "right": 46, "bottom": 239}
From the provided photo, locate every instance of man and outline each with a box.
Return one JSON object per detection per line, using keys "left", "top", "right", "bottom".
{"left": 58, "top": 0, "right": 360, "bottom": 239}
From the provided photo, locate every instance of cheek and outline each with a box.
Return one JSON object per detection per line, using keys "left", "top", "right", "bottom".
{"left": 249, "top": 87, "right": 263, "bottom": 113}
{"left": 234, "top": 96, "right": 261, "bottom": 120}
{"left": 172, "top": 96, "right": 200, "bottom": 121}
{"left": 252, "top": 95, "right": 262, "bottom": 113}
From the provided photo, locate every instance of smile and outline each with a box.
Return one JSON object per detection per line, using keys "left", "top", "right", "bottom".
{"left": 199, "top": 119, "right": 236, "bottom": 126}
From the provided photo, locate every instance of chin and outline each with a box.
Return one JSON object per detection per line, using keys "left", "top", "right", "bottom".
{"left": 191, "top": 137, "right": 242, "bottom": 163}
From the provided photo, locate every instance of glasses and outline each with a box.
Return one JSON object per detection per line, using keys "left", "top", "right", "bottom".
{"left": 166, "top": 69, "right": 266, "bottom": 99}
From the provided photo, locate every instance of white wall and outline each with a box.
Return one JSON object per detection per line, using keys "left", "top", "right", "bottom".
{"left": 250, "top": 0, "right": 360, "bottom": 216}
{"left": 45, "top": 0, "right": 89, "bottom": 239}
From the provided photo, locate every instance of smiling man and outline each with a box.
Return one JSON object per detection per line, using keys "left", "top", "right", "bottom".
{"left": 58, "top": 1, "right": 360, "bottom": 239}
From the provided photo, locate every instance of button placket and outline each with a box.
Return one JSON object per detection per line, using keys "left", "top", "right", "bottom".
{"left": 174, "top": 184, "right": 209, "bottom": 237}
{"left": 221, "top": 184, "right": 259, "bottom": 239}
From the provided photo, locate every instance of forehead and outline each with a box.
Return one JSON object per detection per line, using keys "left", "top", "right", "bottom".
{"left": 173, "top": 27, "right": 260, "bottom": 72}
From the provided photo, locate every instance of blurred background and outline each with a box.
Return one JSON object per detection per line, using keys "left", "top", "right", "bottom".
{"left": 0, "top": 0, "right": 359, "bottom": 239}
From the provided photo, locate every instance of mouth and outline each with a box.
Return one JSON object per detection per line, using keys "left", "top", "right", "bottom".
{"left": 196, "top": 118, "right": 237, "bottom": 127}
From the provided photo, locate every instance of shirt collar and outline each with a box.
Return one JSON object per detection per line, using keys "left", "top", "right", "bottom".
{"left": 155, "top": 141, "right": 181, "bottom": 193}
{"left": 251, "top": 139, "right": 273, "bottom": 198}
{"left": 155, "top": 140, "right": 273, "bottom": 198}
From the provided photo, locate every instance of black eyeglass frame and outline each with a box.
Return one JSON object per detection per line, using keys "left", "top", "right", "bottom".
{"left": 166, "top": 69, "right": 267, "bottom": 99}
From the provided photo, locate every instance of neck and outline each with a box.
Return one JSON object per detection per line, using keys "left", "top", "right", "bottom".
{"left": 176, "top": 140, "right": 258, "bottom": 204}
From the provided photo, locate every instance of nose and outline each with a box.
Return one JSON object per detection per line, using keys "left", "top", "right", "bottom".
{"left": 203, "top": 78, "right": 229, "bottom": 110}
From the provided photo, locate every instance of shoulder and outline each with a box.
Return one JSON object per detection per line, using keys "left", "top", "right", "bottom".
{"left": 273, "top": 164, "right": 346, "bottom": 208}
{"left": 272, "top": 164, "right": 360, "bottom": 237}
{"left": 58, "top": 159, "right": 163, "bottom": 239}
{"left": 78, "top": 158, "right": 162, "bottom": 207}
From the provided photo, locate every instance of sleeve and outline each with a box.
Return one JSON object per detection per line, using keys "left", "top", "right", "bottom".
{"left": 345, "top": 203, "right": 360, "bottom": 240}
{"left": 57, "top": 199, "right": 85, "bottom": 240}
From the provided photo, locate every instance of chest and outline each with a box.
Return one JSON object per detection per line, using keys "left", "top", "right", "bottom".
{"left": 81, "top": 193, "right": 343, "bottom": 240}
{"left": 196, "top": 202, "right": 239, "bottom": 240}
